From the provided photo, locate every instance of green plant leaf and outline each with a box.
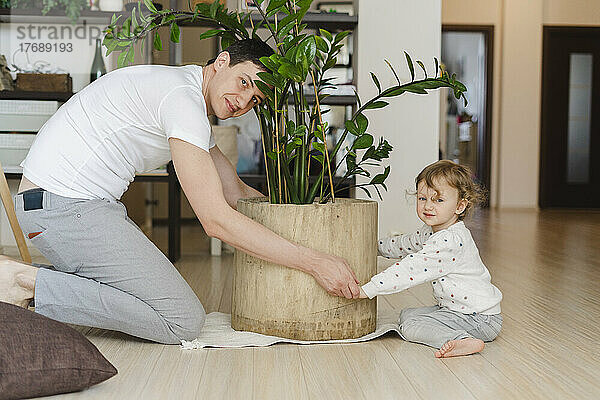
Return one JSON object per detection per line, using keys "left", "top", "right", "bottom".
{"left": 295, "top": 0, "right": 312, "bottom": 22}
{"left": 103, "top": 38, "right": 119, "bottom": 56}
{"left": 419, "top": 79, "right": 450, "bottom": 89}
{"left": 404, "top": 85, "right": 427, "bottom": 94}
{"left": 162, "top": 14, "right": 175, "bottom": 24}
{"left": 209, "top": 0, "right": 219, "bottom": 18}
{"left": 267, "top": 151, "right": 278, "bottom": 161}
{"left": 294, "top": 125, "right": 307, "bottom": 137}
{"left": 117, "top": 50, "right": 128, "bottom": 68}
{"left": 370, "top": 165, "right": 390, "bottom": 185}
{"left": 278, "top": 63, "right": 302, "bottom": 82}
{"left": 152, "top": 32, "right": 163, "bottom": 51}
{"left": 122, "top": 17, "right": 131, "bottom": 35}
{"left": 126, "top": 47, "right": 135, "bottom": 65}
{"left": 323, "top": 58, "right": 336, "bottom": 71}
{"left": 313, "top": 142, "right": 325, "bottom": 153}
{"left": 356, "top": 113, "right": 368, "bottom": 134}
{"left": 144, "top": 0, "right": 157, "bottom": 13}
{"left": 299, "top": 36, "right": 317, "bottom": 76}
{"left": 334, "top": 30, "right": 350, "bottom": 44}
{"left": 319, "top": 29, "right": 333, "bottom": 42}
{"left": 257, "top": 71, "right": 281, "bottom": 89}
{"left": 345, "top": 120, "right": 360, "bottom": 136}
{"left": 110, "top": 13, "right": 121, "bottom": 25}
{"left": 220, "top": 32, "right": 237, "bottom": 50}
{"left": 260, "top": 55, "right": 280, "bottom": 73}
{"left": 255, "top": 80, "right": 274, "bottom": 99}
{"left": 384, "top": 59, "right": 401, "bottom": 85}
{"left": 170, "top": 22, "right": 180, "bottom": 43}
{"left": 352, "top": 134, "right": 374, "bottom": 150}
{"left": 315, "top": 35, "right": 328, "bottom": 52}
{"left": 416, "top": 60, "right": 427, "bottom": 78}
{"left": 370, "top": 72, "right": 381, "bottom": 93}
{"left": 198, "top": 29, "right": 223, "bottom": 40}
{"left": 353, "top": 88, "right": 362, "bottom": 108}
{"left": 266, "top": 0, "right": 287, "bottom": 16}
{"left": 313, "top": 125, "right": 324, "bottom": 141}
{"left": 365, "top": 101, "right": 388, "bottom": 110}
{"left": 381, "top": 87, "right": 405, "bottom": 97}
{"left": 131, "top": 8, "right": 139, "bottom": 31}
{"left": 277, "top": 13, "right": 297, "bottom": 33}
{"left": 405, "top": 51, "right": 415, "bottom": 81}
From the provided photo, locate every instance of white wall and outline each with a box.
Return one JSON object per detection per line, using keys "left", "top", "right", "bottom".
{"left": 355, "top": 0, "right": 441, "bottom": 236}
{"left": 497, "top": 0, "right": 543, "bottom": 208}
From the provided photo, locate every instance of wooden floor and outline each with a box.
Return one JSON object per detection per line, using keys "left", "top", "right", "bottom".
{"left": 29, "top": 209, "right": 600, "bottom": 399}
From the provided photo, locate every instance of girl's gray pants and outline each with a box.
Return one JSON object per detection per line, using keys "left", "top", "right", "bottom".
{"left": 15, "top": 189, "right": 206, "bottom": 344}
{"left": 398, "top": 306, "right": 502, "bottom": 349}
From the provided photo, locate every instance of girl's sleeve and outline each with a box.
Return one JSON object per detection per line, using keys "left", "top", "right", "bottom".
{"left": 377, "top": 225, "right": 432, "bottom": 258}
{"left": 363, "top": 230, "right": 462, "bottom": 299}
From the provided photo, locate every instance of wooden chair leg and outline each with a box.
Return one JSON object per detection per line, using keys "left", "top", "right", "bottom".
{"left": 0, "top": 161, "right": 32, "bottom": 263}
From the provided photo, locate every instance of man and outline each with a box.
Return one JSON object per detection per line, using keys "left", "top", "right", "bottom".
{"left": 0, "top": 39, "right": 361, "bottom": 344}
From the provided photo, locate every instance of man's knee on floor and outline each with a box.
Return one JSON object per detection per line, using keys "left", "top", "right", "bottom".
{"left": 173, "top": 307, "right": 206, "bottom": 342}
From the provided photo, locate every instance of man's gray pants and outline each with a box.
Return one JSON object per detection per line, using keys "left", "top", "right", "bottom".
{"left": 398, "top": 306, "right": 502, "bottom": 349}
{"left": 15, "top": 190, "right": 206, "bottom": 344}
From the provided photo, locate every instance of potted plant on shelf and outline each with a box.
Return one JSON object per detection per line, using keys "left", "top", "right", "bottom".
{"left": 103, "top": 0, "right": 467, "bottom": 340}
{"left": 8, "top": 0, "right": 89, "bottom": 23}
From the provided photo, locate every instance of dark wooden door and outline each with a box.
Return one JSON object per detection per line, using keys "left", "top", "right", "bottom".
{"left": 540, "top": 27, "right": 600, "bottom": 208}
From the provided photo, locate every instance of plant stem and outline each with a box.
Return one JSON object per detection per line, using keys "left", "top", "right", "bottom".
{"left": 310, "top": 70, "right": 335, "bottom": 203}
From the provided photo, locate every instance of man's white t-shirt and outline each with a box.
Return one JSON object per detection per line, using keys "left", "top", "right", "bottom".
{"left": 22, "top": 64, "right": 215, "bottom": 201}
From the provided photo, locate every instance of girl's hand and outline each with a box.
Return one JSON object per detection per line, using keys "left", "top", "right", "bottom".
{"left": 359, "top": 287, "right": 368, "bottom": 299}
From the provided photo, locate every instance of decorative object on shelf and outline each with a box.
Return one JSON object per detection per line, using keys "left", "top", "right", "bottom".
{"left": 16, "top": 72, "right": 72, "bottom": 92}
{"left": 316, "top": 1, "right": 353, "bottom": 16}
{"left": 237, "top": 0, "right": 265, "bottom": 12}
{"left": 103, "top": 0, "right": 467, "bottom": 341}
{"left": 8, "top": 0, "right": 90, "bottom": 23}
{"left": 90, "top": 37, "right": 106, "bottom": 83}
{"left": 124, "top": 0, "right": 161, "bottom": 12}
{"left": 0, "top": 55, "right": 15, "bottom": 91}
{"left": 98, "top": 0, "right": 121, "bottom": 12}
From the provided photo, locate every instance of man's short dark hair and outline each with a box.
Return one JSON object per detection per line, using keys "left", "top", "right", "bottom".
{"left": 207, "top": 38, "right": 274, "bottom": 71}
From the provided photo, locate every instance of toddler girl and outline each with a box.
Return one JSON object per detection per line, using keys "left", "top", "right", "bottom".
{"left": 360, "top": 160, "right": 502, "bottom": 358}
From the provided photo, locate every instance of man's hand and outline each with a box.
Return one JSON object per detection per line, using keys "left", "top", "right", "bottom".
{"left": 309, "top": 253, "right": 361, "bottom": 299}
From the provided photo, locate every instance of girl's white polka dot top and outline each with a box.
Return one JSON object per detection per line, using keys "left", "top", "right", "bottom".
{"left": 362, "top": 221, "right": 502, "bottom": 315}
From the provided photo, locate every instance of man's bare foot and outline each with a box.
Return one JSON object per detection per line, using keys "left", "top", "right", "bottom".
{"left": 0, "top": 255, "right": 38, "bottom": 308}
{"left": 434, "top": 338, "right": 485, "bottom": 358}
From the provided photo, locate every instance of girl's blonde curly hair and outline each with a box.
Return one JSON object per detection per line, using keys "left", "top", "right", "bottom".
{"left": 415, "top": 160, "right": 487, "bottom": 220}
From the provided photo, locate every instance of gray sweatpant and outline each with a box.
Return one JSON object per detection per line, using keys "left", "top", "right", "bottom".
{"left": 398, "top": 306, "right": 502, "bottom": 349}
{"left": 14, "top": 190, "right": 206, "bottom": 344}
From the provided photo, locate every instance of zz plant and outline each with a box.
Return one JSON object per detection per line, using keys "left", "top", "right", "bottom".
{"left": 103, "top": 0, "right": 467, "bottom": 204}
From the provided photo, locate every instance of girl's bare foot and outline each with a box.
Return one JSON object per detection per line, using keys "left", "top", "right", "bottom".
{"left": 434, "top": 338, "right": 485, "bottom": 358}
{"left": 0, "top": 255, "right": 38, "bottom": 308}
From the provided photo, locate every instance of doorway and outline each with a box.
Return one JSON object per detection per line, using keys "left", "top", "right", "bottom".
{"left": 540, "top": 27, "right": 600, "bottom": 208}
{"left": 441, "top": 26, "right": 494, "bottom": 198}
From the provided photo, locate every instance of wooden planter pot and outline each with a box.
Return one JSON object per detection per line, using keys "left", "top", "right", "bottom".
{"left": 231, "top": 198, "right": 377, "bottom": 340}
